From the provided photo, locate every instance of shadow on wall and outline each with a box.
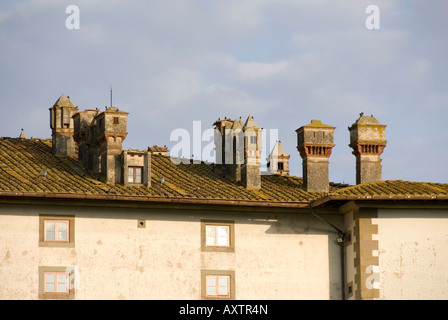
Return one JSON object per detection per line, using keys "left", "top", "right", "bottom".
{"left": 263, "top": 212, "right": 344, "bottom": 300}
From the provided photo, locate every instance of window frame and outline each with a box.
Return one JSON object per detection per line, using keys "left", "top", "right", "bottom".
{"left": 44, "top": 271, "right": 70, "bottom": 295}
{"left": 201, "top": 270, "right": 235, "bottom": 300}
{"left": 39, "top": 266, "right": 75, "bottom": 300}
{"left": 39, "top": 215, "right": 75, "bottom": 248}
{"left": 205, "top": 275, "right": 231, "bottom": 298}
{"left": 128, "top": 166, "right": 143, "bottom": 184}
{"left": 205, "top": 224, "right": 230, "bottom": 248}
{"left": 201, "top": 220, "right": 235, "bottom": 253}
{"left": 44, "top": 219, "right": 70, "bottom": 243}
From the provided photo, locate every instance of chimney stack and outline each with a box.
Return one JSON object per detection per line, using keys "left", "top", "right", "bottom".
{"left": 73, "top": 109, "right": 100, "bottom": 170}
{"left": 348, "top": 113, "right": 386, "bottom": 184}
{"left": 213, "top": 116, "right": 262, "bottom": 189}
{"left": 296, "top": 120, "right": 335, "bottom": 193}
{"left": 241, "top": 116, "right": 262, "bottom": 189}
{"left": 49, "top": 94, "right": 79, "bottom": 157}
{"left": 213, "top": 118, "right": 235, "bottom": 176}
{"left": 95, "top": 107, "right": 128, "bottom": 184}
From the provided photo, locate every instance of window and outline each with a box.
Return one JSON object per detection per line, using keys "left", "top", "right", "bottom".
{"left": 201, "top": 220, "right": 234, "bottom": 252}
{"left": 250, "top": 135, "right": 257, "bottom": 145}
{"left": 201, "top": 270, "right": 235, "bottom": 300}
{"left": 206, "top": 225, "right": 229, "bottom": 247}
{"left": 44, "top": 220, "right": 69, "bottom": 242}
{"left": 277, "top": 162, "right": 284, "bottom": 171}
{"left": 44, "top": 272, "right": 69, "bottom": 295}
{"left": 39, "top": 215, "right": 75, "bottom": 248}
{"left": 113, "top": 117, "right": 119, "bottom": 124}
{"left": 128, "top": 166, "right": 143, "bottom": 184}
{"left": 206, "top": 275, "right": 230, "bottom": 298}
{"left": 39, "top": 266, "right": 75, "bottom": 299}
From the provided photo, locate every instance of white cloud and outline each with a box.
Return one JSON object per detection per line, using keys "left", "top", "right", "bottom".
{"left": 237, "top": 61, "right": 288, "bottom": 80}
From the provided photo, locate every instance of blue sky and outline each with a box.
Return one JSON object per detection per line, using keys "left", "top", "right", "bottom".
{"left": 0, "top": 0, "right": 447, "bottom": 185}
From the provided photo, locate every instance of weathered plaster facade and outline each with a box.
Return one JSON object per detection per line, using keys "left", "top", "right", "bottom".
{"left": 342, "top": 202, "right": 448, "bottom": 300}
{"left": 377, "top": 208, "right": 448, "bottom": 299}
{"left": 0, "top": 202, "right": 343, "bottom": 300}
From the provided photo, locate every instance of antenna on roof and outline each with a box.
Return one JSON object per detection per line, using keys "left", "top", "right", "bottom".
{"left": 110, "top": 84, "right": 113, "bottom": 107}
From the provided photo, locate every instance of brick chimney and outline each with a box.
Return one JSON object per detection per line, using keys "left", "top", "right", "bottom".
{"left": 73, "top": 109, "right": 100, "bottom": 170}
{"left": 213, "top": 116, "right": 261, "bottom": 189}
{"left": 241, "top": 116, "right": 262, "bottom": 189}
{"left": 49, "top": 94, "right": 78, "bottom": 157}
{"left": 213, "top": 118, "right": 234, "bottom": 176}
{"left": 71, "top": 98, "right": 152, "bottom": 187}
{"left": 95, "top": 107, "right": 128, "bottom": 184}
{"left": 296, "top": 120, "right": 335, "bottom": 192}
{"left": 348, "top": 113, "right": 386, "bottom": 184}
{"left": 227, "top": 118, "right": 244, "bottom": 182}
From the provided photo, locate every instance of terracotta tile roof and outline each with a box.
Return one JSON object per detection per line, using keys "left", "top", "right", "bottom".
{"left": 0, "top": 138, "right": 447, "bottom": 206}
{"left": 330, "top": 180, "right": 448, "bottom": 197}
{"left": 0, "top": 138, "right": 321, "bottom": 204}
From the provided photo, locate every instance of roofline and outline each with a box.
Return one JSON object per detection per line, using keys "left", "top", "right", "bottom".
{"left": 0, "top": 191, "right": 310, "bottom": 208}
{"left": 1, "top": 191, "right": 447, "bottom": 210}
{"left": 310, "top": 194, "right": 448, "bottom": 207}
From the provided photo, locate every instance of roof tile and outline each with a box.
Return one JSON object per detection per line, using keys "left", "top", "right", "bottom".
{"left": 0, "top": 138, "right": 447, "bottom": 205}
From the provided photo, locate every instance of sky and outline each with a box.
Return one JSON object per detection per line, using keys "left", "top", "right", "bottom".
{"left": 0, "top": 0, "right": 447, "bottom": 185}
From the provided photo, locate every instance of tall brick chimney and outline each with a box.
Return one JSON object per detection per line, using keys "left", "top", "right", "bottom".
{"left": 241, "top": 116, "right": 262, "bottom": 189}
{"left": 49, "top": 94, "right": 78, "bottom": 157}
{"left": 226, "top": 118, "right": 244, "bottom": 182}
{"left": 95, "top": 107, "right": 128, "bottom": 184}
{"left": 348, "top": 113, "right": 386, "bottom": 184}
{"left": 213, "top": 118, "right": 234, "bottom": 176}
{"left": 296, "top": 120, "right": 335, "bottom": 193}
{"left": 73, "top": 109, "right": 100, "bottom": 171}
{"left": 213, "top": 116, "right": 261, "bottom": 189}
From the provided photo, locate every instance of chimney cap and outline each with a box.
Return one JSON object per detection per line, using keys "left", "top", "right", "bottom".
{"left": 296, "top": 119, "right": 335, "bottom": 132}
{"left": 304, "top": 119, "right": 334, "bottom": 128}
{"left": 349, "top": 114, "right": 384, "bottom": 128}
{"left": 51, "top": 94, "right": 77, "bottom": 109}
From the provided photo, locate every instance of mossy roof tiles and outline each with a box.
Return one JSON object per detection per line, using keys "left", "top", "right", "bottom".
{"left": 0, "top": 138, "right": 447, "bottom": 206}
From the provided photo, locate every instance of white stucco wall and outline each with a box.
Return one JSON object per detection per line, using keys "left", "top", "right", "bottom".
{"left": 0, "top": 203, "right": 343, "bottom": 300}
{"left": 377, "top": 208, "right": 448, "bottom": 299}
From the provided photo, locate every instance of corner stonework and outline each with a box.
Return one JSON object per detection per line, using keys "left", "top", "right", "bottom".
{"left": 353, "top": 208, "right": 379, "bottom": 299}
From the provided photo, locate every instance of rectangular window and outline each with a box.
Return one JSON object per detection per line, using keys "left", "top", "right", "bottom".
{"left": 201, "top": 220, "right": 234, "bottom": 252}
{"left": 44, "top": 220, "right": 69, "bottom": 242}
{"left": 206, "top": 275, "right": 230, "bottom": 298}
{"left": 39, "top": 266, "right": 75, "bottom": 299}
{"left": 206, "top": 225, "right": 229, "bottom": 247}
{"left": 128, "top": 166, "right": 143, "bottom": 184}
{"left": 113, "top": 117, "right": 119, "bottom": 124}
{"left": 39, "top": 215, "right": 75, "bottom": 248}
{"left": 201, "top": 270, "right": 235, "bottom": 300}
{"left": 250, "top": 135, "right": 257, "bottom": 145}
{"left": 44, "top": 272, "right": 69, "bottom": 295}
{"left": 277, "top": 162, "right": 284, "bottom": 170}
